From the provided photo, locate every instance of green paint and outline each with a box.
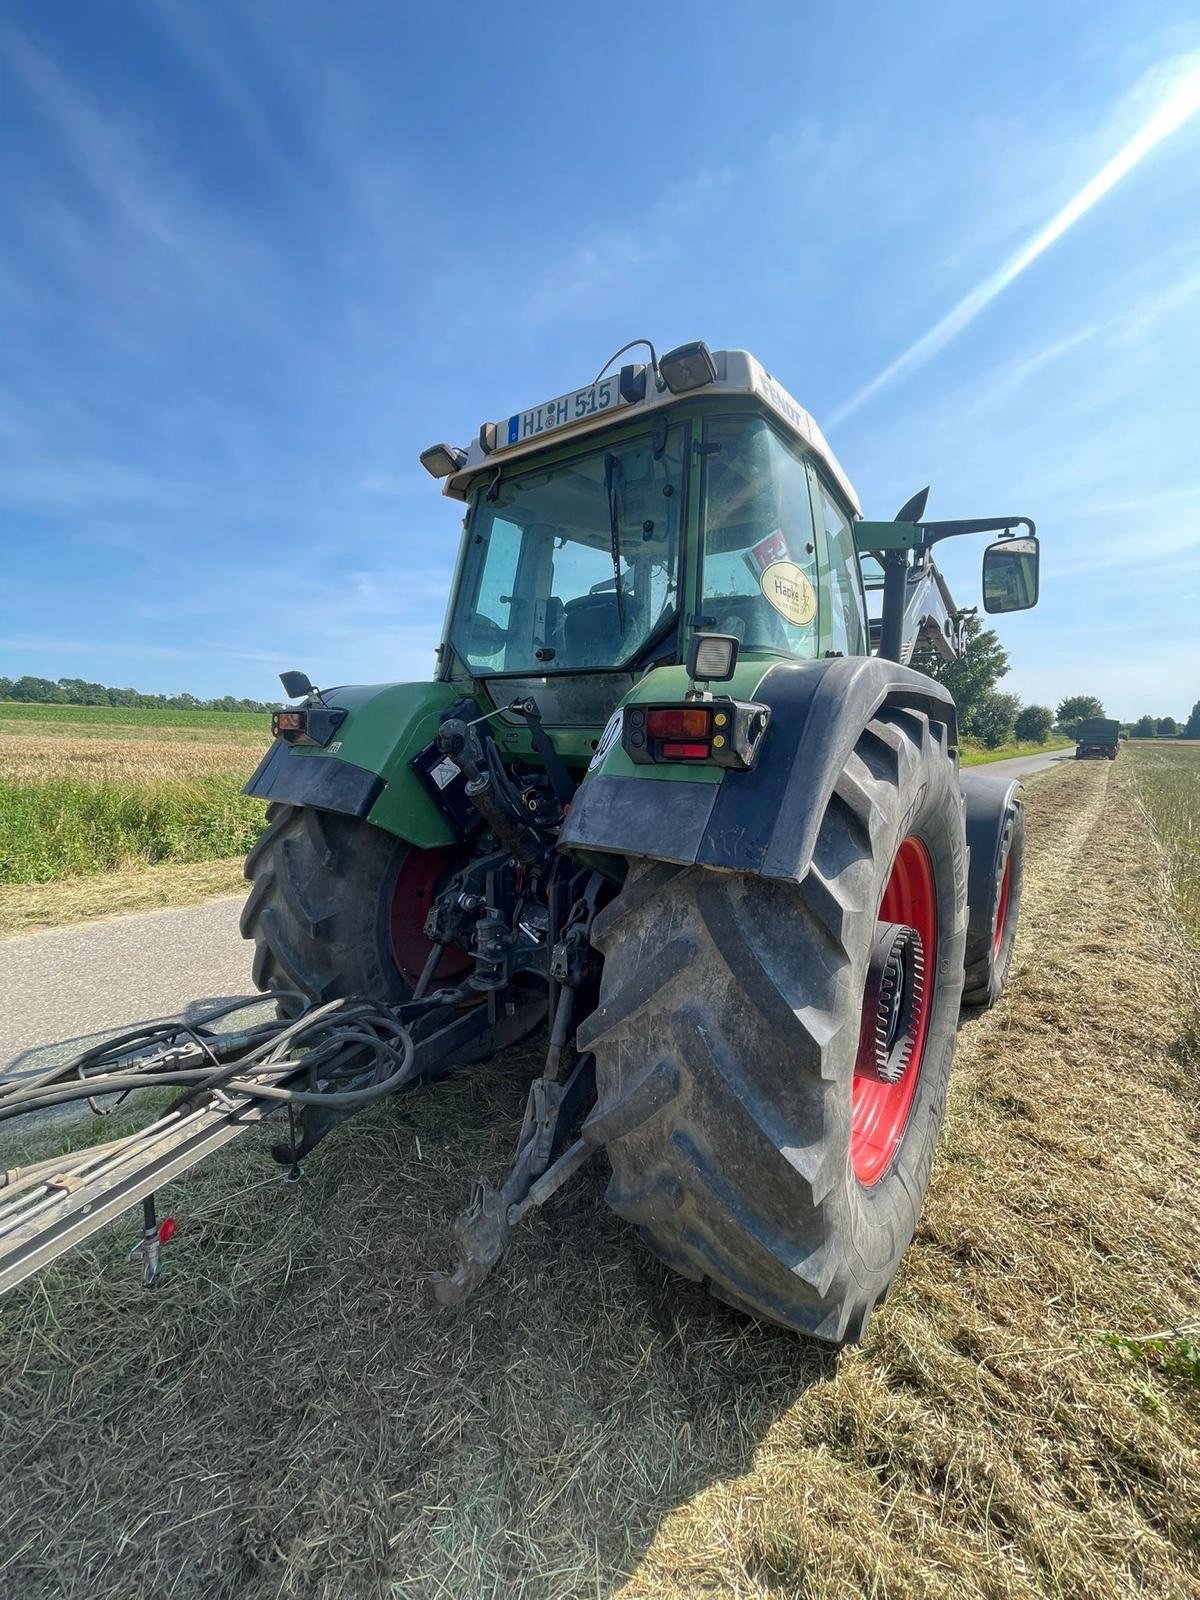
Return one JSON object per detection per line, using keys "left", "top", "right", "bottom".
{"left": 276, "top": 681, "right": 466, "bottom": 848}
{"left": 853, "top": 520, "right": 922, "bottom": 553}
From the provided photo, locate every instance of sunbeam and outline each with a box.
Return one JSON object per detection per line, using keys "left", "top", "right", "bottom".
{"left": 828, "top": 55, "right": 1200, "bottom": 426}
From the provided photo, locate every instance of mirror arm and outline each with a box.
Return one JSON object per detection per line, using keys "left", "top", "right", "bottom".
{"left": 918, "top": 516, "right": 1036, "bottom": 548}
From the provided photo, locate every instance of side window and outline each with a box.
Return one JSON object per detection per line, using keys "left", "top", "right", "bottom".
{"left": 700, "top": 416, "right": 820, "bottom": 659}
{"left": 813, "top": 476, "right": 866, "bottom": 655}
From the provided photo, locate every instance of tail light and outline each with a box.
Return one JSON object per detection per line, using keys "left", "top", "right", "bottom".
{"left": 622, "top": 699, "right": 770, "bottom": 771}
{"left": 272, "top": 706, "right": 347, "bottom": 747}
{"left": 645, "top": 707, "right": 712, "bottom": 740}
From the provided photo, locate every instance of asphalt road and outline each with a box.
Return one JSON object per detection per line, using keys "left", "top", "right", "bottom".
{"left": 0, "top": 747, "right": 1076, "bottom": 1072}
{"left": 962, "top": 747, "right": 1076, "bottom": 780}
{"left": 1, "top": 897, "right": 255, "bottom": 1074}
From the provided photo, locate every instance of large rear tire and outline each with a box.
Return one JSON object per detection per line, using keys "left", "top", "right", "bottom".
{"left": 961, "top": 800, "right": 1024, "bottom": 1010}
{"left": 240, "top": 804, "right": 468, "bottom": 1008}
{"left": 579, "top": 706, "right": 966, "bottom": 1344}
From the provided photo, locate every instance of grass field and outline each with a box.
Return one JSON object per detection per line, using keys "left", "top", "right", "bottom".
{"left": 0, "top": 702, "right": 268, "bottom": 911}
{"left": 0, "top": 701, "right": 267, "bottom": 737}
{"left": 959, "top": 737, "right": 1073, "bottom": 766}
{"left": 1, "top": 755, "right": 1196, "bottom": 1600}
{"left": 1128, "top": 742, "right": 1200, "bottom": 947}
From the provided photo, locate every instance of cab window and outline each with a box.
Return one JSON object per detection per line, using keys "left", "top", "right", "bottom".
{"left": 812, "top": 474, "right": 867, "bottom": 655}
{"left": 450, "top": 425, "right": 687, "bottom": 673}
{"left": 698, "top": 416, "right": 820, "bottom": 658}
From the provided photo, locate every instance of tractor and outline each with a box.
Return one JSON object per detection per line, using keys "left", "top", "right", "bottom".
{"left": 0, "top": 341, "right": 1040, "bottom": 1344}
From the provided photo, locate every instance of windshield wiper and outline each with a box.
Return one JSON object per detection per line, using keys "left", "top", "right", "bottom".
{"left": 603, "top": 452, "right": 626, "bottom": 634}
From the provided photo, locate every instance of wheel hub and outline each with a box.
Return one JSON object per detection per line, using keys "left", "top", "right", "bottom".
{"left": 856, "top": 921, "right": 926, "bottom": 1086}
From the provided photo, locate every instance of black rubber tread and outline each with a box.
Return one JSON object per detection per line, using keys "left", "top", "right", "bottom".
{"left": 961, "top": 801, "right": 1025, "bottom": 1010}
{"left": 241, "top": 803, "right": 416, "bottom": 1009}
{"left": 582, "top": 706, "right": 967, "bottom": 1345}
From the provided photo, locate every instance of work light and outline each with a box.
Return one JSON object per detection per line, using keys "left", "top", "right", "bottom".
{"left": 659, "top": 341, "right": 718, "bottom": 394}
{"left": 419, "top": 443, "right": 468, "bottom": 478}
{"left": 686, "top": 632, "right": 739, "bottom": 683}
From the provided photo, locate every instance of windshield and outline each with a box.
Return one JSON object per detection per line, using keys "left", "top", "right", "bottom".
{"left": 450, "top": 423, "right": 687, "bottom": 674}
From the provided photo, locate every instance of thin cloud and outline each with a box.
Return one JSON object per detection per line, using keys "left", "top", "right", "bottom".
{"left": 828, "top": 54, "right": 1200, "bottom": 426}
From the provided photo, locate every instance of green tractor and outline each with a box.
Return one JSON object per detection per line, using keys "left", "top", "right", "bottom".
{"left": 237, "top": 340, "right": 1040, "bottom": 1344}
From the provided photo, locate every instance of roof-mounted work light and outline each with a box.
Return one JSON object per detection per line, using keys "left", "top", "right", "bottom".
{"left": 659, "top": 341, "right": 718, "bottom": 394}
{"left": 419, "top": 443, "right": 468, "bottom": 478}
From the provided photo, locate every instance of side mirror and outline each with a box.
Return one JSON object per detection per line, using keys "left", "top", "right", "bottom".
{"left": 279, "top": 669, "right": 314, "bottom": 699}
{"left": 982, "top": 536, "right": 1039, "bottom": 613}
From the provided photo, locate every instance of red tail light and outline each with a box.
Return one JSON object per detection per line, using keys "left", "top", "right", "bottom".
{"left": 661, "top": 741, "right": 711, "bottom": 760}
{"left": 645, "top": 707, "right": 712, "bottom": 739}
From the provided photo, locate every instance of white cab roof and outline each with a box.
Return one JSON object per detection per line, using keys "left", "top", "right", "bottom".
{"left": 442, "top": 347, "right": 861, "bottom": 515}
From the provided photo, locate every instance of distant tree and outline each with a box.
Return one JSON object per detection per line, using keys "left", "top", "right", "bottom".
{"left": 1132, "top": 714, "right": 1158, "bottom": 739}
{"left": 1055, "top": 694, "right": 1105, "bottom": 736}
{"left": 973, "top": 691, "right": 1021, "bottom": 749}
{"left": 1183, "top": 701, "right": 1200, "bottom": 739}
{"left": 915, "top": 616, "right": 1011, "bottom": 732}
{"left": 0, "top": 673, "right": 273, "bottom": 713}
{"left": 1157, "top": 715, "right": 1178, "bottom": 738}
{"left": 1015, "top": 704, "right": 1053, "bottom": 743}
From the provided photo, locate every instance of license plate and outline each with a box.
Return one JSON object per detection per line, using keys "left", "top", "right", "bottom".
{"left": 502, "top": 374, "right": 630, "bottom": 449}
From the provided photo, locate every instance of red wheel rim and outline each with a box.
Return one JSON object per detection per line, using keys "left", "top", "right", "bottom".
{"left": 851, "top": 835, "right": 937, "bottom": 1187}
{"left": 993, "top": 852, "right": 1012, "bottom": 958}
{"left": 388, "top": 847, "right": 472, "bottom": 989}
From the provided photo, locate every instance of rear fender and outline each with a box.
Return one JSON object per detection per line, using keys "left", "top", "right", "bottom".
{"left": 244, "top": 681, "right": 471, "bottom": 849}
{"left": 559, "top": 656, "right": 959, "bottom": 880}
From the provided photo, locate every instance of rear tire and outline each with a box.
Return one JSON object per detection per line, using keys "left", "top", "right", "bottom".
{"left": 241, "top": 804, "right": 466, "bottom": 1008}
{"left": 961, "top": 800, "right": 1024, "bottom": 1009}
{"left": 579, "top": 706, "right": 967, "bottom": 1344}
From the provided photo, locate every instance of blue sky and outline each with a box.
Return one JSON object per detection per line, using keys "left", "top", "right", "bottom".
{"left": 1, "top": 1, "right": 1197, "bottom": 720}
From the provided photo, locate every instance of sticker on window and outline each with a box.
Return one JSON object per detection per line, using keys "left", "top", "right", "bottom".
{"left": 759, "top": 560, "right": 817, "bottom": 626}
{"left": 749, "top": 528, "right": 790, "bottom": 573}
{"left": 588, "top": 708, "right": 624, "bottom": 771}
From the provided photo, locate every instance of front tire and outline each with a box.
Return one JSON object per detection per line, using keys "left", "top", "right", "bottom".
{"left": 579, "top": 706, "right": 967, "bottom": 1344}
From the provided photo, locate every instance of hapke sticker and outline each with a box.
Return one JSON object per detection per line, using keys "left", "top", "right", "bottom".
{"left": 759, "top": 560, "right": 817, "bottom": 626}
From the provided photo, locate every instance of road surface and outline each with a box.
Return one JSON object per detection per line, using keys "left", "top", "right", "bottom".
{"left": 0, "top": 748, "right": 1075, "bottom": 1072}
{"left": 1, "top": 897, "right": 254, "bottom": 1074}
{"left": 962, "top": 747, "right": 1075, "bottom": 780}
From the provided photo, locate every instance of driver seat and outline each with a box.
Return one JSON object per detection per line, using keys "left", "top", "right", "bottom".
{"left": 562, "top": 592, "right": 623, "bottom": 666}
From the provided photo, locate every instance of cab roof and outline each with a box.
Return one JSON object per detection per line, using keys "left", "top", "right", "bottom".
{"left": 441, "top": 347, "right": 861, "bottom": 516}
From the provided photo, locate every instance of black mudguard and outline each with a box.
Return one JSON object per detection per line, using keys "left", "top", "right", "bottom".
{"left": 560, "top": 656, "right": 959, "bottom": 881}
{"left": 960, "top": 770, "right": 1022, "bottom": 969}
{"left": 244, "top": 739, "right": 384, "bottom": 817}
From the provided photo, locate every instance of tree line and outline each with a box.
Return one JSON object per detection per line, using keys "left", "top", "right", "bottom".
{"left": 0, "top": 675, "right": 275, "bottom": 714}
{"left": 915, "top": 624, "right": 1200, "bottom": 748}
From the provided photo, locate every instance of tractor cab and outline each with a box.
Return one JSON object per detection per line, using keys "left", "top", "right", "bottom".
{"left": 425, "top": 342, "right": 1038, "bottom": 743}
{"left": 425, "top": 345, "right": 869, "bottom": 736}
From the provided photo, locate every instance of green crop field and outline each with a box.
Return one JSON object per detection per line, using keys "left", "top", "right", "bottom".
{"left": 0, "top": 703, "right": 270, "bottom": 923}
{"left": 0, "top": 700, "right": 268, "bottom": 740}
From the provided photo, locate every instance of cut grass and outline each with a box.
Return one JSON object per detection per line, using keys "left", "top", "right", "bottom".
{"left": 0, "top": 857, "right": 247, "bottom": 938}
{"left": 1, "top": 758, "right": 1196, "bottom": 1600}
